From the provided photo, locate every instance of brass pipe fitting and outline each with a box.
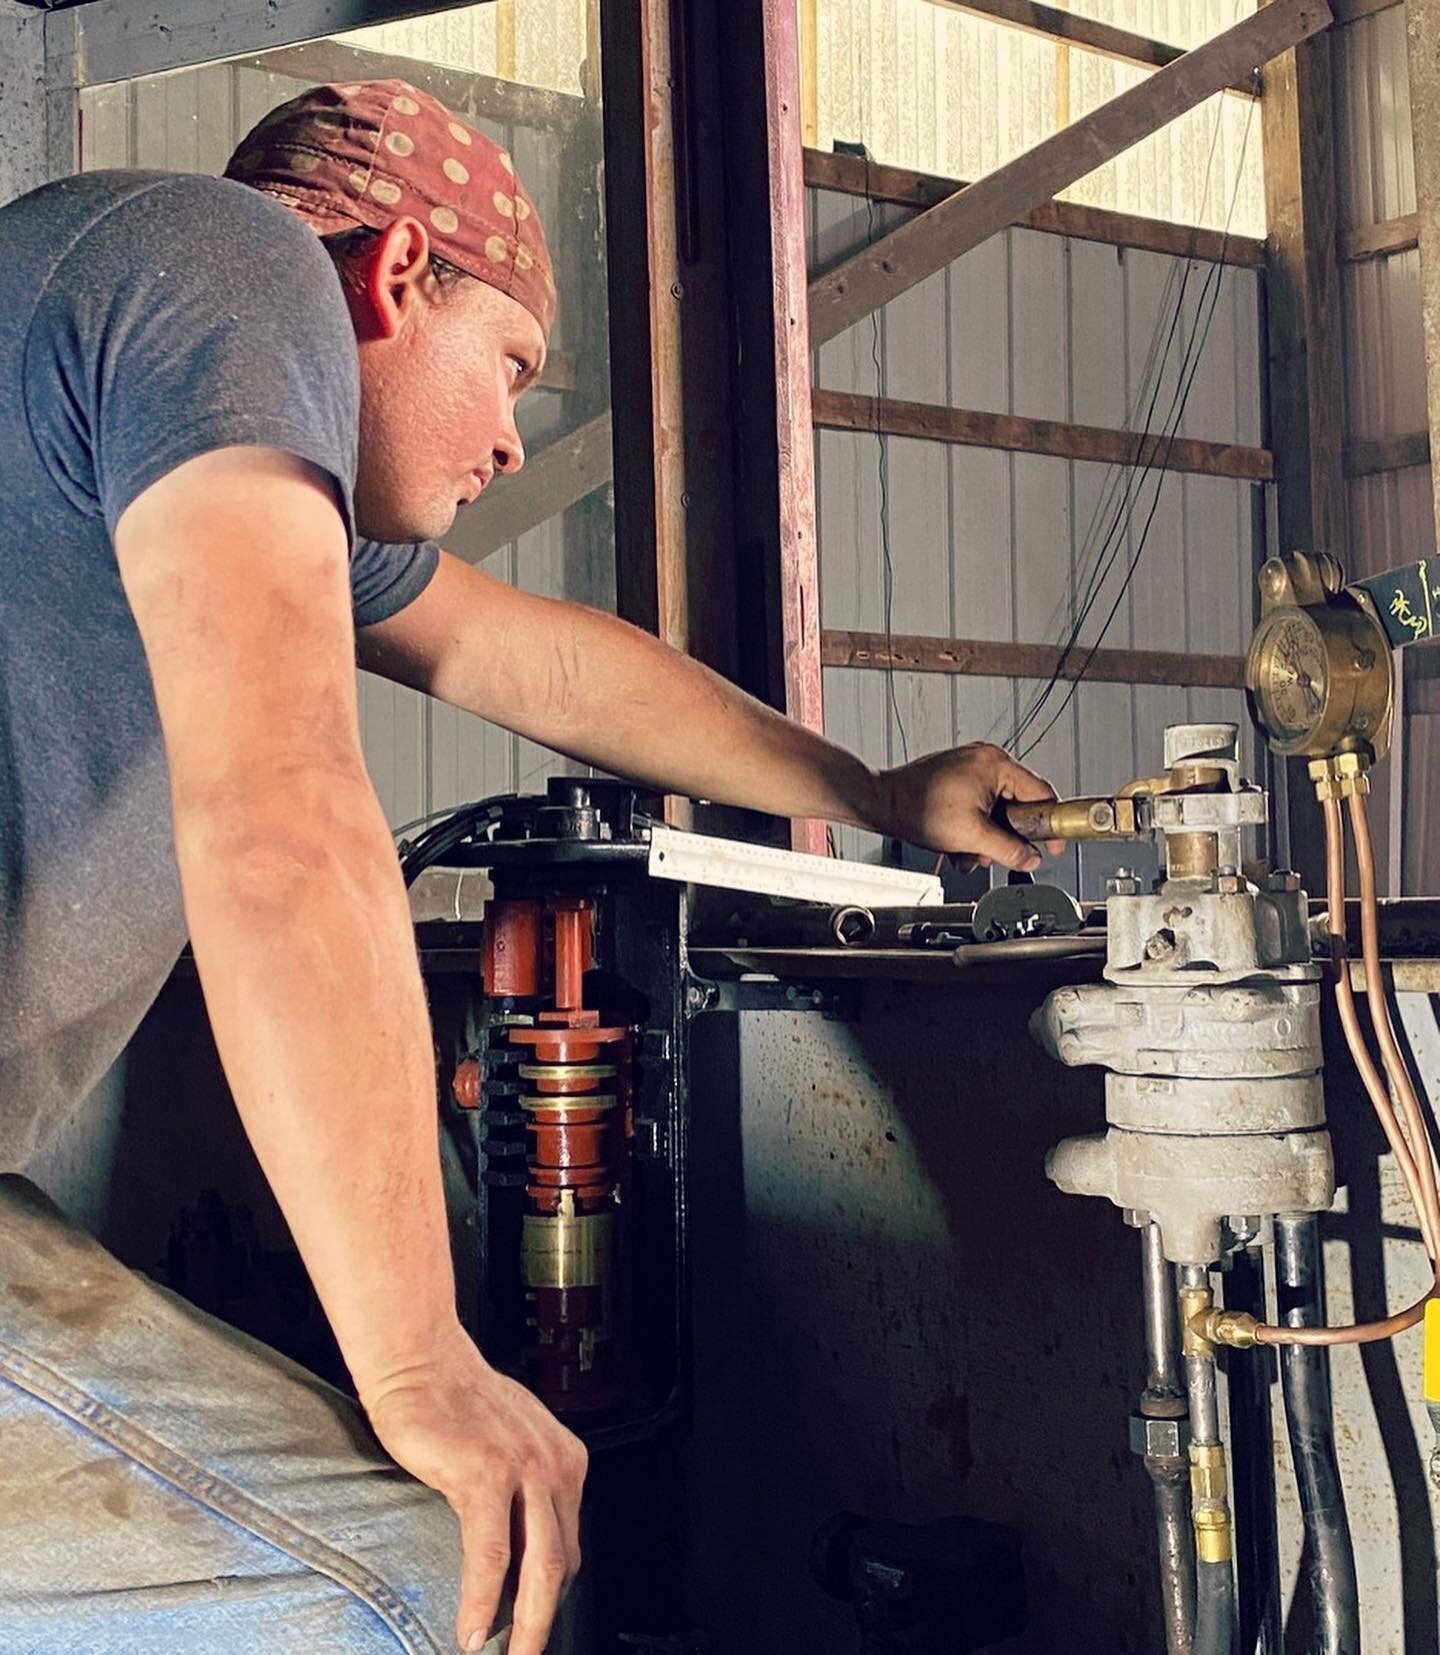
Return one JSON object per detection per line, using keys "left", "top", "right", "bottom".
{"left": 1191, "top": 1309, "right": 1261, "bottom": 1350}
{"left": 1190, "top": 1443, "right": 1234, "bottom": 1563}
{"left": 1309, "top": 752, "right": 1372, "bottom": 802}
{"left": 1180, "top": 1286, "right": 1214, "bottom": 1356}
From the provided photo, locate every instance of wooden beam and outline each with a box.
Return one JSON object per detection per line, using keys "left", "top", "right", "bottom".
{"left": 1406, "top": 4, "right": 1440, "bottom": 565}
{"left": 1262, "top": 25, "right": 1345, "bottom": 556}
{"left": 1339, "top": 212, "right": 1421, "bottom": 262}
{"left": 1345, "top": 431, "right": 1431, "bottom": 477}
{"left": 763, "top": 0, "right": 826, "bottom": 855}
{"left": 232, "top": 39, "right": 585, "bottom": 133}
{"left": 807, "top": 0, "right": 1331, "bottom": 348}
{"left": 51, "top": 0, "right": 476, "bottom": 88}
{"left": 804, "top": 149, "right": 1267, "bottom": 268}
{"left": 821, "top": 630, "right": 1247, "bottom": 690}
{"left": 1262, "top": 13, "right": 1346, "bottom": 895}
{"left": 1332, "top": 0, "right": 1403, "bottom": 22}
{"left": 925, "top": 0, "right": 1258, "bottom": 97}
{"left": 442, "top": 412, "right": 613, "bottom": 565}
{"left": 0, "top": 5, "right": 46, "bottom": 206}
{"left": 812, "top": 388, "right": 1276, "bottom": 482}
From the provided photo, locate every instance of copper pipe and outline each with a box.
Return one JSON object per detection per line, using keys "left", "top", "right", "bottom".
{"left": 1322, "top": 799, "right": 1430, "bottom": 1252}
{"left": 1350, "top": 790, "right": 1440, "bottom": 1255}
{"left": 1247, "top": 798, "right": 1437, "bottom": 1347}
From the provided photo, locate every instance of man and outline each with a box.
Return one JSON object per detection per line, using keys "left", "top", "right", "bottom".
{"left": 0, "top": 78, "right": 1055, "bottom": 1653}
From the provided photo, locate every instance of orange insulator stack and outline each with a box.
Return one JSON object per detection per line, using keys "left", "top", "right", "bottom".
{"left": 475, "top": 894, "right": 630, "bottom": 1415}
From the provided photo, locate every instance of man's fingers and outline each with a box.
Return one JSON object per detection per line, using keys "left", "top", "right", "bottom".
{"left": 455, "top": 1487, "right": 513, "bottom": 1652}
{"left": 554, "top": 1490, "right": 582, "bottom": 1581}
{"left": 997, "top": 754, "right": 1058, "bottom": 808}
{"left": 508, "top": 1487, "right": 570, "bottom": 1655}
{"left": 965, "top": 812, "right": 1041, "bottom": 873}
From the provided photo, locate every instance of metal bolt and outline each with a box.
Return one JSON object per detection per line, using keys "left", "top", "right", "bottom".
{"left": 1122, "top": 1208, "right": 1149, "bottom": 1228}
{"left": 1227, "top": 1215, "right": 1263, "bottom": 1248}
{"left": 1107, "top": 868, "right": 1142, "bottom": 897}
{"left": 1143, "top": 929, "right": 1177, "bottom": 962}
{"left": 1267, "top": 868, "right": 1302, "bottom": 893}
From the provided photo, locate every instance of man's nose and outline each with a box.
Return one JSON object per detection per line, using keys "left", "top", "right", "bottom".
{"left": 494, "top": 415, "right": 525, "bottom": 476}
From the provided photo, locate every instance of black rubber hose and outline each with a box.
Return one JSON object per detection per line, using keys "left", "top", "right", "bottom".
{"left": 1275, "top": 1216, "right": 1362, "bottom": 1655}
{"left": 1193, "top": 1559, "right": 1236, "bottom": 1655}
{"left": 1225, "top": 1247, "right": 1283, "bottom": 1655}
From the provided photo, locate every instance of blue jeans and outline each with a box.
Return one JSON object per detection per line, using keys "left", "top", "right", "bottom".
{"left": 0, "top": 1177, "right": 509, "bottom": 1652}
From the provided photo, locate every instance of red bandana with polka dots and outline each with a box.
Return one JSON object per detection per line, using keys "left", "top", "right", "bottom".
{"left": 224, "top": 78, "right": 556, "bottom": 338}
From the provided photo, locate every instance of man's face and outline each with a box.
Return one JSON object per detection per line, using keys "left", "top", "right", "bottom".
{"left": 349, "top": 228, "right": 546, "bottom": 544}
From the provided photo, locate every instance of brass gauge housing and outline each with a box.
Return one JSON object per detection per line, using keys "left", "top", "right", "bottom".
{"left": 1246, "top": 553, "right": 1394, "bottom": 761}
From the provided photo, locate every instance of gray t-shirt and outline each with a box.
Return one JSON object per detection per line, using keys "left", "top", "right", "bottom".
{"left": 0, "top": 170, "right": 439, "bottom": 1163}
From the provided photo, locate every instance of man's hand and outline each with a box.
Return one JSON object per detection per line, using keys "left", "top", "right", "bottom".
{"left": 878, "top": 743, "right": 1059, "bottom": 871}
{"left": 363, "top": 1328, "right": 587, "bottom": 1654}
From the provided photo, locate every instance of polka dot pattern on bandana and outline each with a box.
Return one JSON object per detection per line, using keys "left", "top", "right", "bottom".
{"left": 224, "top": 78, "right": 556, "bottom": 338}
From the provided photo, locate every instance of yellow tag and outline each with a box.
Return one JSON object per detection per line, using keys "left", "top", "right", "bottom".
{"left": 1425, "top": 1301, "right": 1440, "bottom": 1405}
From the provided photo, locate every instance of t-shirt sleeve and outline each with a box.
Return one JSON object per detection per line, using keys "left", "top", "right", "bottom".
{"left": 25, "top": 173, "right": 360, "bottom": 550}
{"left": 352, "top": 538, "right": 441, "bottom": 628}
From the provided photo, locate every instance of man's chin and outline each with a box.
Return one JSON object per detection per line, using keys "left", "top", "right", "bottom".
{"left": 354, "top": 501, "right": 456, "bottom": 547}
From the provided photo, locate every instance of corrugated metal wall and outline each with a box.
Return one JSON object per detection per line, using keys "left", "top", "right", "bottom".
{"left": 813, "top": 0, "right": 1265, "bottom": 234}
{"left": 78, "top": 17, "right": 611, "bottom": 833}
{"left": 1334, "top": 3, "right": 1437, "bottom": 895}
{"left": 812, "top": 190, "right": 1265, "bottom": 898}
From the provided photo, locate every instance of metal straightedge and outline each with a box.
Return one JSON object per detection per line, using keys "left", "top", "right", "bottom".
{"left": 648, "top": 824, "right": 942, "bottom": 908}
{"left": 1032, "top": 724, "right": 1336, "bottom": 1266}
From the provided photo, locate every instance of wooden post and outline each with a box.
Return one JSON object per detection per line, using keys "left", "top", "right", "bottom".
{"left": 1406, "top": 2, "right": 1440, "bottom": 558}
{"left": 1261, "top": 16, "right": 1345, "bottom": 887}
{"left": 0, "top": 3, "right": 78, "bottom": 205}
{"left": 0, "top": 4, "right": 45, "bottom": 206}
{"left": 600, "top": 0, "right": 741, "bottom": 831}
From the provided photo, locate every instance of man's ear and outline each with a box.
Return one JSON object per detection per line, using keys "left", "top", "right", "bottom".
{"left": 353, "top": 216, "right": 433, "bottom": 342}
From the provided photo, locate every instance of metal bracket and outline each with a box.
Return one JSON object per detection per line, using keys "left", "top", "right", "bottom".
{"left": 682, "top": 971, "right": 860, "bottom": 1020}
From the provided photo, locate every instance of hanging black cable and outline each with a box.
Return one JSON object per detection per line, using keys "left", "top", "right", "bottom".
{"left": 1015, "top": 87, "right": 1259, "bottom": 762}
{"left": 1006, "top": 70, "right": 1250, "bottom": 754}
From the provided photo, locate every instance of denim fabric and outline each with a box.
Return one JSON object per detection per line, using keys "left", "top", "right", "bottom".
{"left": 0, "top": 1177, "right": 509, "bottom": 1653}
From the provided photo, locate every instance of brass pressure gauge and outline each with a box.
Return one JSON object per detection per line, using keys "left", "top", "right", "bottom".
{"left": 1246, "top": 553, "right": 1394, "bottom": 761}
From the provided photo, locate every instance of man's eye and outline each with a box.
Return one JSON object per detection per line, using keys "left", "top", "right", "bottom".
{"left": 510, "top": 356, "right": 530, "bottom": 381}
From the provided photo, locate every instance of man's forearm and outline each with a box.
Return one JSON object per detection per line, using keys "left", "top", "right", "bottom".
{"left": 417, "top": 584, "right": 890, "bottom": 831}
{"left": 177, "top": 779, "right": 460, "bottom": 1399}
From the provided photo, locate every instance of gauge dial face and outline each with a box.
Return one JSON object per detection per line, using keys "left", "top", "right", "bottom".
{"left": 1252, "top": 610, "right": 1329, "bottom": 744}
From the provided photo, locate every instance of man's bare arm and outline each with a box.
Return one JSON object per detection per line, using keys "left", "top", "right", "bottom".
{"left": 115, "top": 449, "right": 584, "bottom": 1655}
{"left": 359, "top": 550, "right": 1054, "bottom": 869}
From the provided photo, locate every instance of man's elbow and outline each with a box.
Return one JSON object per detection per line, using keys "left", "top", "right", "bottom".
{"left": 174, "top": 772, "right": 399, "bottom": 922}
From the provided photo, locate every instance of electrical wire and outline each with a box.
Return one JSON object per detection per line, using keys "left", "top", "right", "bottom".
{"left": 1007, "top": 70, "right": 1256, "bottom": 761}
{"left": 862, "top": 151, "right": 910, "bottom": 768}
{"left": 1015, "top": 94, "right": 1258, "bottom": 765}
